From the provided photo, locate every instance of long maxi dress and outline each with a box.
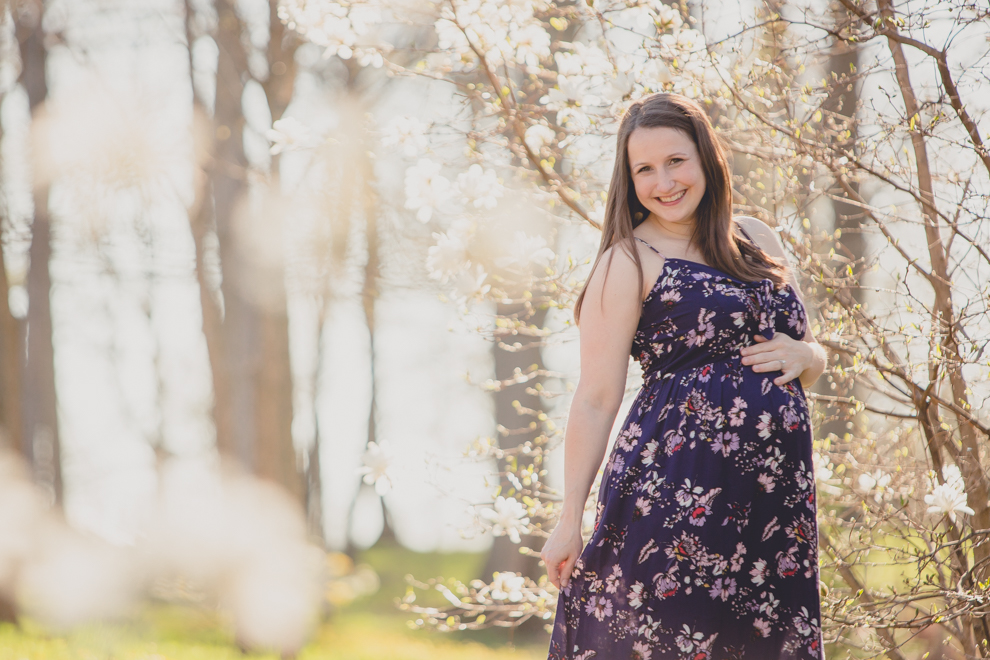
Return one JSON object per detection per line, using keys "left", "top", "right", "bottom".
{"left": 547, "top": 227, "right": 825, "bottom": 660}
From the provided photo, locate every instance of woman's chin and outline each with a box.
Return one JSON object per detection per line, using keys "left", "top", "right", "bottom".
{"left": 646, "top": 208, "right": 695, "bottom": 225}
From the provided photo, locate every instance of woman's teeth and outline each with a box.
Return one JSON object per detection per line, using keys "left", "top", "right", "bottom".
{"left": 657, "top": 190, "right": 686, "bottom": 203}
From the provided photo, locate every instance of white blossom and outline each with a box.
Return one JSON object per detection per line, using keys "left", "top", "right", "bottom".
{"left": 925, "top": 471, "right": 974, "bottom": 524}
{"left": 456, "top": 164, "right": 503, "bottom": 209}
{"left": 545, "top": 74, "right": 591, "bottom": 108}
{"left": 654, "top": 4, "right": 684, "bottom": 32}
{"left": 447, "top": 264, "right": 490, "bottom": 305}
{"left": 434, "top": 17, "right": 470, "bottom": 52}
{"left": 509, "top": 23, "right": 551, "bottom": 66}
{"left": 381, "top": 115, "right": 428, "bottom": 158}
{"left": 404, "top": 158, "right": 452, "bottom": 223}
{"left": 495, "top": 231, "right": 556, "bottom": 271}
{"left": 856, "top": 469, "right": 891, "bottom": 503}
{"left": 356, "top": 441, "right": 394, "bottom": 496}
{"left": 524, "top": 124, "right": 557, "bottom": 152}
{"left": 489, "top": 571, "right": 525, "bottom": 602}
{"left": 479, "top": 496, "right": 530, "bottom": 543}
{"left": 266, "top": 117, "right": 320, "bottom": 155}
{"left": 426, "top": 230, "right": 470, "bottom": 282}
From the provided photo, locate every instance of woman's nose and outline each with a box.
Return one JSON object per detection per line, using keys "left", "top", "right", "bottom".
{"left": 655, "top": 174, "right": 675, "bottom": 193}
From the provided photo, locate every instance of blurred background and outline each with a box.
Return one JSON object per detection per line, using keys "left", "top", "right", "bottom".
{"left": 0, "top": 0, "right": 586, "bottom": 657}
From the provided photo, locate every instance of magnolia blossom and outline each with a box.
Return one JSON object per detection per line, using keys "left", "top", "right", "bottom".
{"left": 380, "top": 115, "right": 428, "bottom": 158}
{"left": 447, "top": 264, "right": 491, "bottom": 304}
{"left": 404, "top": 158, "right": 452, "bottom": 223}
{"left": 357, "top": 441, "right": 394, "bottom": 496}
{"left": 266, "top": 117, "right": 320, "bottom": 154}
{"left": 524, "top": 124, "right": 557, "bottom": 152}
{"left": 479, "top": 496, "right": 530, "bottom": 543}
{"left": 426, "top": 218, "right": 475, "bottom": 282}
{"left": 545, "top": 74, "right": 592, "bottom": 108}
{"left": 925, "top": 477, "right": 974, "bottom": 524}
{"left": 554, "top": 42, "right": 613, "bottom": 77}
{"left": 509, "top": 23, "right": 551, "bottom": 66}
{"left": 489, "top": 571, "right": 525, "bottom": 602}
{"left": 495, "top": 231, "right": 556, "bottom": 271}
{"left": 426, "top": 232, "right": 469, "bottom": 282}
{"left": 456, "top": 164, "right": 503, "bottom": 209}
{"left": 856, "top": 469, "right": 891, "bottom": 503}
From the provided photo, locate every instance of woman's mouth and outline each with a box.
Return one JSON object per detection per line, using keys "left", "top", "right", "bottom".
{"left": 655, "top": 190, "right": 686, "bottom": 205}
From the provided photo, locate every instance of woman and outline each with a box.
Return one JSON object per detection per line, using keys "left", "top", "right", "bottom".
{"left": 541, "top": 93, "right": 827, "bottom": 659}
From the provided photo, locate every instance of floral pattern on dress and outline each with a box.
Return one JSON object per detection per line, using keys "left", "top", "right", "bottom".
{"left": 548, "top": 228, "right": 824, "bottom": 659}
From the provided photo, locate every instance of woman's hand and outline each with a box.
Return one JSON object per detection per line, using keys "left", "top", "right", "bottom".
{"left": 740, "top": 333, "right": 814, "bottom": 386}
{"left": 541, "top": 519, "right": 585, "bottom": 590}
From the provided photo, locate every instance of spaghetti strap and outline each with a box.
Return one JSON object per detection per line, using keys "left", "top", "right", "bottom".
{"left": 634, "top": 236, "right": 663, "bottom": 256}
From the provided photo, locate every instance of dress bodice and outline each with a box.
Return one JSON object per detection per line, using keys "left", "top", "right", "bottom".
{"left": 632, "top": 255, "right": 808, "bottom": 382}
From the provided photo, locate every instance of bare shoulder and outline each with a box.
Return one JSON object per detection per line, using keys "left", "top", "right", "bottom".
{"left": 586, "top": 241, "right": 640, "bottom": 297}
{"left": 586, "top": 237, "right": 664, "bottom": 307}
{"left": 734, "top": 215, "right": 786, "bottom": 258}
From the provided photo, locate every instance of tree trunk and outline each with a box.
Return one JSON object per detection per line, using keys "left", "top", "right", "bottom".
{"left": 815, "top": 6, "right": 864, "bottom": 444}
{"left": 185, "top": 0, "right": 302, "bottom": 503}
{"left": 481, "top": 302, "right": 548, "bottom": 581}
{"left": 0, "top": 116, "right": 23, "bottom": 456}
{"left": 16, "top": 0, "right": 62, "bottom": 506}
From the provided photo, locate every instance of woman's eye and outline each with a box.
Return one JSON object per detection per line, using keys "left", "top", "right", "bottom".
{"left": 670, "top": 158, "right": 683, "bottom": 164}
{"left": 638, "top": 166, "right": 651, "bottom": 173}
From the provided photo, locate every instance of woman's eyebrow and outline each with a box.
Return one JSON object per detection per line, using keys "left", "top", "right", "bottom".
{"left": 631, "top": 152, "right": 688, "bottom": 169}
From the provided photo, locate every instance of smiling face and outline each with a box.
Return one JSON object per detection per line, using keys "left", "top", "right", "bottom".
{"left": 627, "top": 126, "right": 707, "bottom": 229}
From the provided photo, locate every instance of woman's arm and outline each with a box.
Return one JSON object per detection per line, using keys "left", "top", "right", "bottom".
{"left": 736, "top": 216, "right": 827, "bottom": 389}
{"left": 541, "top": 243, "right": 646, "bottom": 589}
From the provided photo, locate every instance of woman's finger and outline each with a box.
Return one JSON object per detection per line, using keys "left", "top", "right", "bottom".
{"left": 774, "top": 366, "right": 799, "bottom": 385}
{"left": 746, "top": 353, "right": 786, "bottom": 371}
{"left": 543, "top": 553, "right": 559, "bottom": 588}
{"left": 559, "top": 557, "right": 576, "bottom": 589}
{"left": 741, "top": 341, "right": 778, "bottom": 356}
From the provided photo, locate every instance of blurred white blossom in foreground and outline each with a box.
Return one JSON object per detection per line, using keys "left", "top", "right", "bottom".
{"left": 0, "top": 452, "right": 326, "bottom": 656}
{"left": 404, "top": 158, "right": 452, "bottom": 223}
{"left": 266, "top": 117, "right": 322, "bottom": 154}
{"left": 495, "top": 231, "right": 556, "bottom": 271}
{"left": 357, "top": 441, "right": 395, "bottom": 495}
{"left": 380, "top": 115, "right": 429, "bottom": 158}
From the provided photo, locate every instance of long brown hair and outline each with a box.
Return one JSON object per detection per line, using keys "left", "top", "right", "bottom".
{"left": 574, "top": 93, "right": 788, "bottom": 323}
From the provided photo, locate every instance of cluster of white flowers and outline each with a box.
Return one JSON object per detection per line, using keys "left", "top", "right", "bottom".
{"left": 277, "top": 0, "right": 385, "bottom": 65}
{"left": 404, "top": 159, "right": 504, "bottom": 222}
{"left": 479, "top": 495, "right": 531, "bottom": 543}
{"left": 434, "top": 0, "right": 551, "bottom": 71}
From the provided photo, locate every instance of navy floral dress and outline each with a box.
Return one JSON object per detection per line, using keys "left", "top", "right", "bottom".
{"left": 548, "top": 227, "right": 824, "bottom": 660}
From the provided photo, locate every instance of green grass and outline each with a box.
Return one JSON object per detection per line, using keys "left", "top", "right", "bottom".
{"left": 0, "top": 544, "right": 549, "bottom": 660}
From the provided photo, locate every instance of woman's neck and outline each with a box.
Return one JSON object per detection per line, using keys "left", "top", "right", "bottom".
{"left": 645, "top": 213, "right": 696, "bottom": 241}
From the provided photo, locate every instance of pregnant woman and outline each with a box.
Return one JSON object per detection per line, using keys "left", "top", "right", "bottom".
{"left": 541, "top": 93, "right": 827, "bottom": 659}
